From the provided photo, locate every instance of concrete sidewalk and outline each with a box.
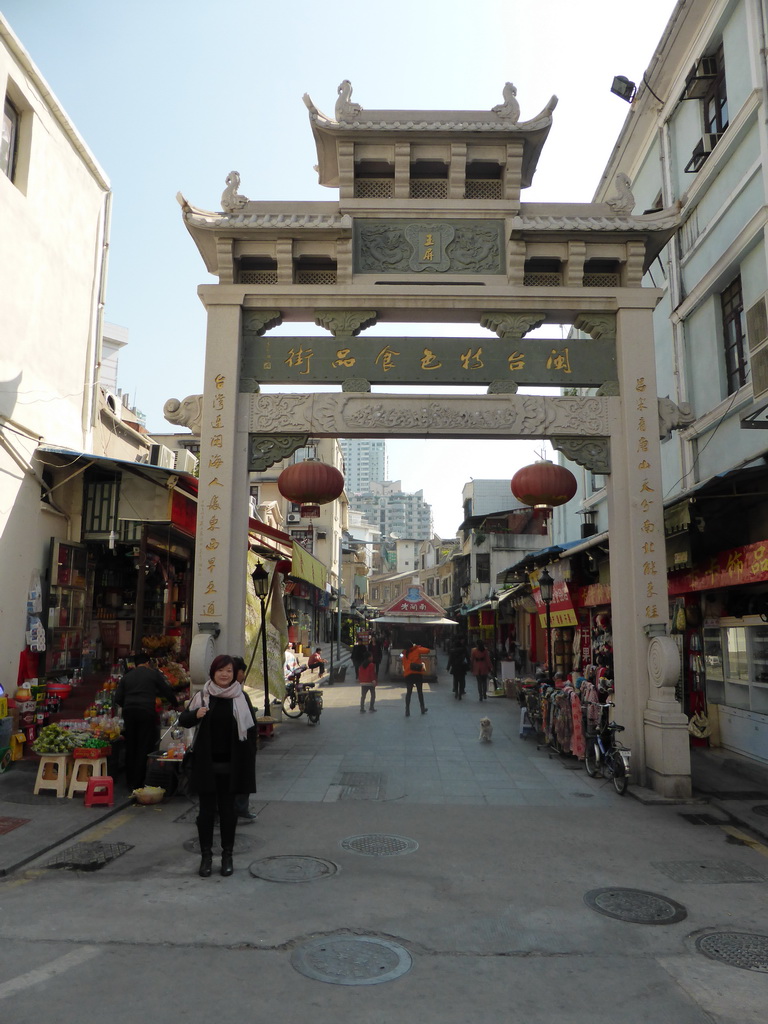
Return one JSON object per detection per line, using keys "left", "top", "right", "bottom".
{"left": 2, "top": 660, "right": 768, "bottom": 875}
{"left": 2, "top": 670, "right": 768, "bottom": 1022}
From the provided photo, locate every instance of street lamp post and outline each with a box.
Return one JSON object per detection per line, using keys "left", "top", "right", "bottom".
{"left": 538, "top": 567, "right": 554, "bottom": 678}
{"left": 251, "top": 561, "right": 271, "bottom": 718}
{"left": 489, "top": 591, "right": 499, "bottom": 676}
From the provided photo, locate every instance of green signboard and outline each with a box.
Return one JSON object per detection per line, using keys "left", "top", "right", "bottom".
{"left": 240, "top": 336, "right": 616, "bottom": 388}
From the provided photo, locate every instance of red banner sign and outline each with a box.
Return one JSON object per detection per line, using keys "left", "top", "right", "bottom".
{"left": 668, "top": 538, "right": 768, "bottom": 595}
{"left": 531, "top": 577, "right": 578, "bottom": 628}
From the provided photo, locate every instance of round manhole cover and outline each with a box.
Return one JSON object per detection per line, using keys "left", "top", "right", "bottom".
{"left": 291, "top": 936, "right": 412, "bottom": 985}
{"left": 584, "top": 888, "right": 687, "bottom": 924}
{"left": 696, "top": 932, "right": 768, "bottom": 971}
{"left": 340, "top": 833, "right": 418, "bottom": 857}
{"left": 249, "top": 855, "right": 338, "bottom": 882}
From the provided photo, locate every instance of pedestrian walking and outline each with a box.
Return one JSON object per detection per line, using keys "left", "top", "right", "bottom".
{"left": 178, "top": 654, "right": 258, "bottom": 878}
{"left": 351, "top": 640, "right": 368, "bottom": 680}
{"left": 115, "top": 651, "right": 179, "bottom": 791}
{"left": 358, "top": 654, "right": 377, "bottom": 712}
{"left": 470, "top": 640, "right": 494, "bottom": 701}
{"left": 369, "top": 637, "right": 383, "bottom": 679}
{"left": 447, "top": 638, "right": 469, "bottom": 700}
{"left": 402, "top": 641, "right": 430, "bottom": 716}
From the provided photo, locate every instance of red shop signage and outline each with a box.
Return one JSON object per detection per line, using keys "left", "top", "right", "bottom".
{"left": 668, "top": 538, "right": 768, "bottom": 595}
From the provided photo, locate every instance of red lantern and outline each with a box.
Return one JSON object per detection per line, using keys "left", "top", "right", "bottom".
{"left": 511, "top": 460, "right": 577, "bottom": 509}
{"left": 277, "top": 459, "right": 344, "bottom": 518}
{"left": 275, "top": 559, "right": 292, "bottom": 575}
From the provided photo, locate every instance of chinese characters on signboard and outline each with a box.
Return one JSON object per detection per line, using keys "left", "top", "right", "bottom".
{"left": 200, "top": 372, "right": 228, "bottom": 619}
{"left": 240, "top": 336, "right": 614, "bottom": 389}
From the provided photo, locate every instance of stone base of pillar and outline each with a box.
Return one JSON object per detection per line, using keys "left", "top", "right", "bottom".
{"left": 643, "top": 704, "right": 692, "bottom": 799}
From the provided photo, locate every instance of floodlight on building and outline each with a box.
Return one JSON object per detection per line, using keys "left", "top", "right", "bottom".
{"left": 611, "top": 76, "right": 636, "bottom": 103}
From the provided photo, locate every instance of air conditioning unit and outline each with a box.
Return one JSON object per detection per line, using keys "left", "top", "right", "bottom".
{"left": 684, "top": 132, "right": 724, "bottom": 173}
{"left": 103, "top": 391, "right": 121, "bottom": 418}
{"left": 149, "top": 444, "right": 176, "bottom": 469}
{"left": 174, "top": 449, "right": 199, "bottom": 474}
{"left": 682, "top": 56, "right": 718, "bottom": 100}
{"left": 287, "top": 513, "right": 301, "bottom": 523}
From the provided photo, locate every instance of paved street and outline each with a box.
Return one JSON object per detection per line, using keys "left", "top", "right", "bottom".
{"left": 2, "top": 664, "right": 768, "bottom": 1023}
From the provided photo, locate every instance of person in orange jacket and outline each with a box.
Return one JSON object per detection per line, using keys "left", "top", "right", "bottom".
{"left": 470, "top": 640, "right": 494, "bottom": 701}
{"left": 401, "top": 642, "right": 430, "bottom": 716}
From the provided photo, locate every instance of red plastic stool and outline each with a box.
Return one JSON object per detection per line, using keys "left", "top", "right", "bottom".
{"left": 84, "top": 775, "right": 114, "bottom": 807}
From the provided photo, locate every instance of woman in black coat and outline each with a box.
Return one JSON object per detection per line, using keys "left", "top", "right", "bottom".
{"left": 178, "top": 654, "right": 257, "bottom": 878}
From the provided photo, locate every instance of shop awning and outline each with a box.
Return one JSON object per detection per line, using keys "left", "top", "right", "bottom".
{"left": 290, "top": 542, "right": 328, "bottom": 590}
{"left": 373, "top": 615, "right": 458, "bottom": 626}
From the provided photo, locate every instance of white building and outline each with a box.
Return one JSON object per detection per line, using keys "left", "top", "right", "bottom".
{"left": 339, "top": 438, "right": 387, "bottom": 494}
{"left": 1, "top": 17, "right": 114, "bottom": 688}
{"left": 585, "top": 0, "right": 768, "bottom": 763}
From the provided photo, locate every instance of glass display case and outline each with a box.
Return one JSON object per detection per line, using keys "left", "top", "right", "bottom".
{"left": 46, "top": 540, "right": 88, "bottom": 674}
{"left": 703, "top": 622, "right": 768, "bottom": 714}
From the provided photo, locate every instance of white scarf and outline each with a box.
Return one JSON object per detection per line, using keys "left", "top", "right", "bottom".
{"left": 190, "top": 679, "right": 254, "bottom": 741}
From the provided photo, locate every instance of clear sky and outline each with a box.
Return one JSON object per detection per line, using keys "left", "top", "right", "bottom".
{"left": 4, "top": 0, "right": 678, "bottom": 536}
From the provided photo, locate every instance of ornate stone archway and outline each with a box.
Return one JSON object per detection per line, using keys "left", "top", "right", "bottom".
{"left": 171, "top": 83, "right": 693, "bottom": 796}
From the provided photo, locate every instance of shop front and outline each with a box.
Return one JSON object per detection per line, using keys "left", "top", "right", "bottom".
{"left": 668, "top": 538, "right": 768, "bottom": 765}
{"left": 284, "top": 542, "right": 328, "bottom": 652}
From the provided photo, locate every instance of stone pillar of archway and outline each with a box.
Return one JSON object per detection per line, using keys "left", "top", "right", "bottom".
{"left": 189, "top": 301, "right": 249, "bottom": 682}
{"left": 608, "top": 303, "right": 691, "bottom": 797}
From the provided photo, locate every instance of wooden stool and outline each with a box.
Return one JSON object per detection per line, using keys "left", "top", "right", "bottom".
{"left": 33, "top": 753, "right": 72, "bottom": 798}
{"left": 257, "top": 716, "right": 276, "bottom": 739}
{"left": 67, "top": 756, "right": 108, "bottom": 798}
{"left": 84, "top": 776, "right": 114, "bottom": 807}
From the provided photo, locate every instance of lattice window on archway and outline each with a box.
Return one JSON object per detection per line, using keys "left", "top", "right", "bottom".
{"left": 583, "top": 259, "right": 621, "bottom": 288}
{"left": 295, "top": 257, "right": 338, "bottom": 285}
{"left": 583, "top": 273, "right": 621, "bottom": 287}
{"left": 465, "top": 160, "right": 503, "bottom": 200}
{"left": 523, "top": 258, "right": 562, "bottom": 287}
{"left": 355, "top": 179, "right": 394, "bottom": 198}
{"left": 465, "top": 180, "right": 503, "bottom": 199}
{"left": 237, "top": 257, "right": 278, "bottom": 284}
{"left": 239, "top": 270, "right": 279, "bottom": 285}
{"left": 409, "top": 179, "right": 448, "bottom": 199}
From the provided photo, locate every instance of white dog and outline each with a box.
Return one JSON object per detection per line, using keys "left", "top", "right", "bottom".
{"left": 479, "top": 717, "right": 493, "bottom": 743}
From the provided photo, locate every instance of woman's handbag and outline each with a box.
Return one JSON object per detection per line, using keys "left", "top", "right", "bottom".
{"left": 412, "top": 661, "right": 425, "bottom": 673}
{"left": 179, "top": 694, "right": 207, "bottom": 793}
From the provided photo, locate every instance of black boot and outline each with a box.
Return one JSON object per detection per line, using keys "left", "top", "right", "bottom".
{"left": 221, "top": 848, "right": 234, "bottom": 876}
{"left": 198, "top": 849, "right": 213, "bottom": 877}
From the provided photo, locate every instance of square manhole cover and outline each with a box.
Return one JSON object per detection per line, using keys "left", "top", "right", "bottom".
{"left": 45, "top": 841, "right": 133, "bottom": 871}
{"left": 652, "top": 860, "right": 766, "bottom": 883}
{"left": 338, "top": 772, "right": 382, "bottom": 800}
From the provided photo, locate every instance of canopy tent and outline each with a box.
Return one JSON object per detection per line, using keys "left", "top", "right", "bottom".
{"left": 373, "top": 614, "right": 457, "bottom": 626}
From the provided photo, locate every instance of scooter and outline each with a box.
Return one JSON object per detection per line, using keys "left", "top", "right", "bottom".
{"left": 283, "top": 666, "right": 323, "bottom": 724}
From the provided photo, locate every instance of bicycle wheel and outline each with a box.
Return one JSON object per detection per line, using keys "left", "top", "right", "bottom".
{"left": 584, "top": 739, "right": 600, "bottom": 777}
{"left": 282, "top": 694, "right": 303, "bottom": 718}
{"left": 611, "top": 757, "right": 628, "bottom": 795}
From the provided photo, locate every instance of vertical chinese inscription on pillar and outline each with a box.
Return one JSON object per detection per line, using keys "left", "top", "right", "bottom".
{"left": 633, "top": 377, "right": 662, "bottom": 624}
{"left": 200, "top": 372, "right": 228, "bottom": 618}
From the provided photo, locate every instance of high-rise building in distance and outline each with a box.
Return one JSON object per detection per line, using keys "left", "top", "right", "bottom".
{"left": 339, "top": 438, "right": 387, "bottom": 495}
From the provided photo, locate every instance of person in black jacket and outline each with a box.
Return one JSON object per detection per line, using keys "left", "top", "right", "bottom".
{"left": 447, "top": 638, "right": 469, "bottom": 700}
{"left": 178, "top": 654, "right": 257, "bottom": 878}
{"left": 115, "top": 652, "right": 179, "bottom": 791}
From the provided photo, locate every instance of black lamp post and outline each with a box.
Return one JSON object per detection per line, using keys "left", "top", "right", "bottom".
{"left": 489, "top": 591, "right": 500, "bottom": 673}
{"left": 251, "top": 561, "right": 271, "bottom": 718}
{"left": 538, "top": 568, "right": 554, "bottom": 677}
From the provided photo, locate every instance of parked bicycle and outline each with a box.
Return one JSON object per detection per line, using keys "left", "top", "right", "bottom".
{"left": 584, "top": 701, "right": 631, "bottom": 795}
{"left": 283, "top": 667, "right": 323, "bottom": 724}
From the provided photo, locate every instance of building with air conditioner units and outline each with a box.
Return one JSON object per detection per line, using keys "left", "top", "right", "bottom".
{"left": 576, "top": 0, "right": 768, "bottom": 764}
